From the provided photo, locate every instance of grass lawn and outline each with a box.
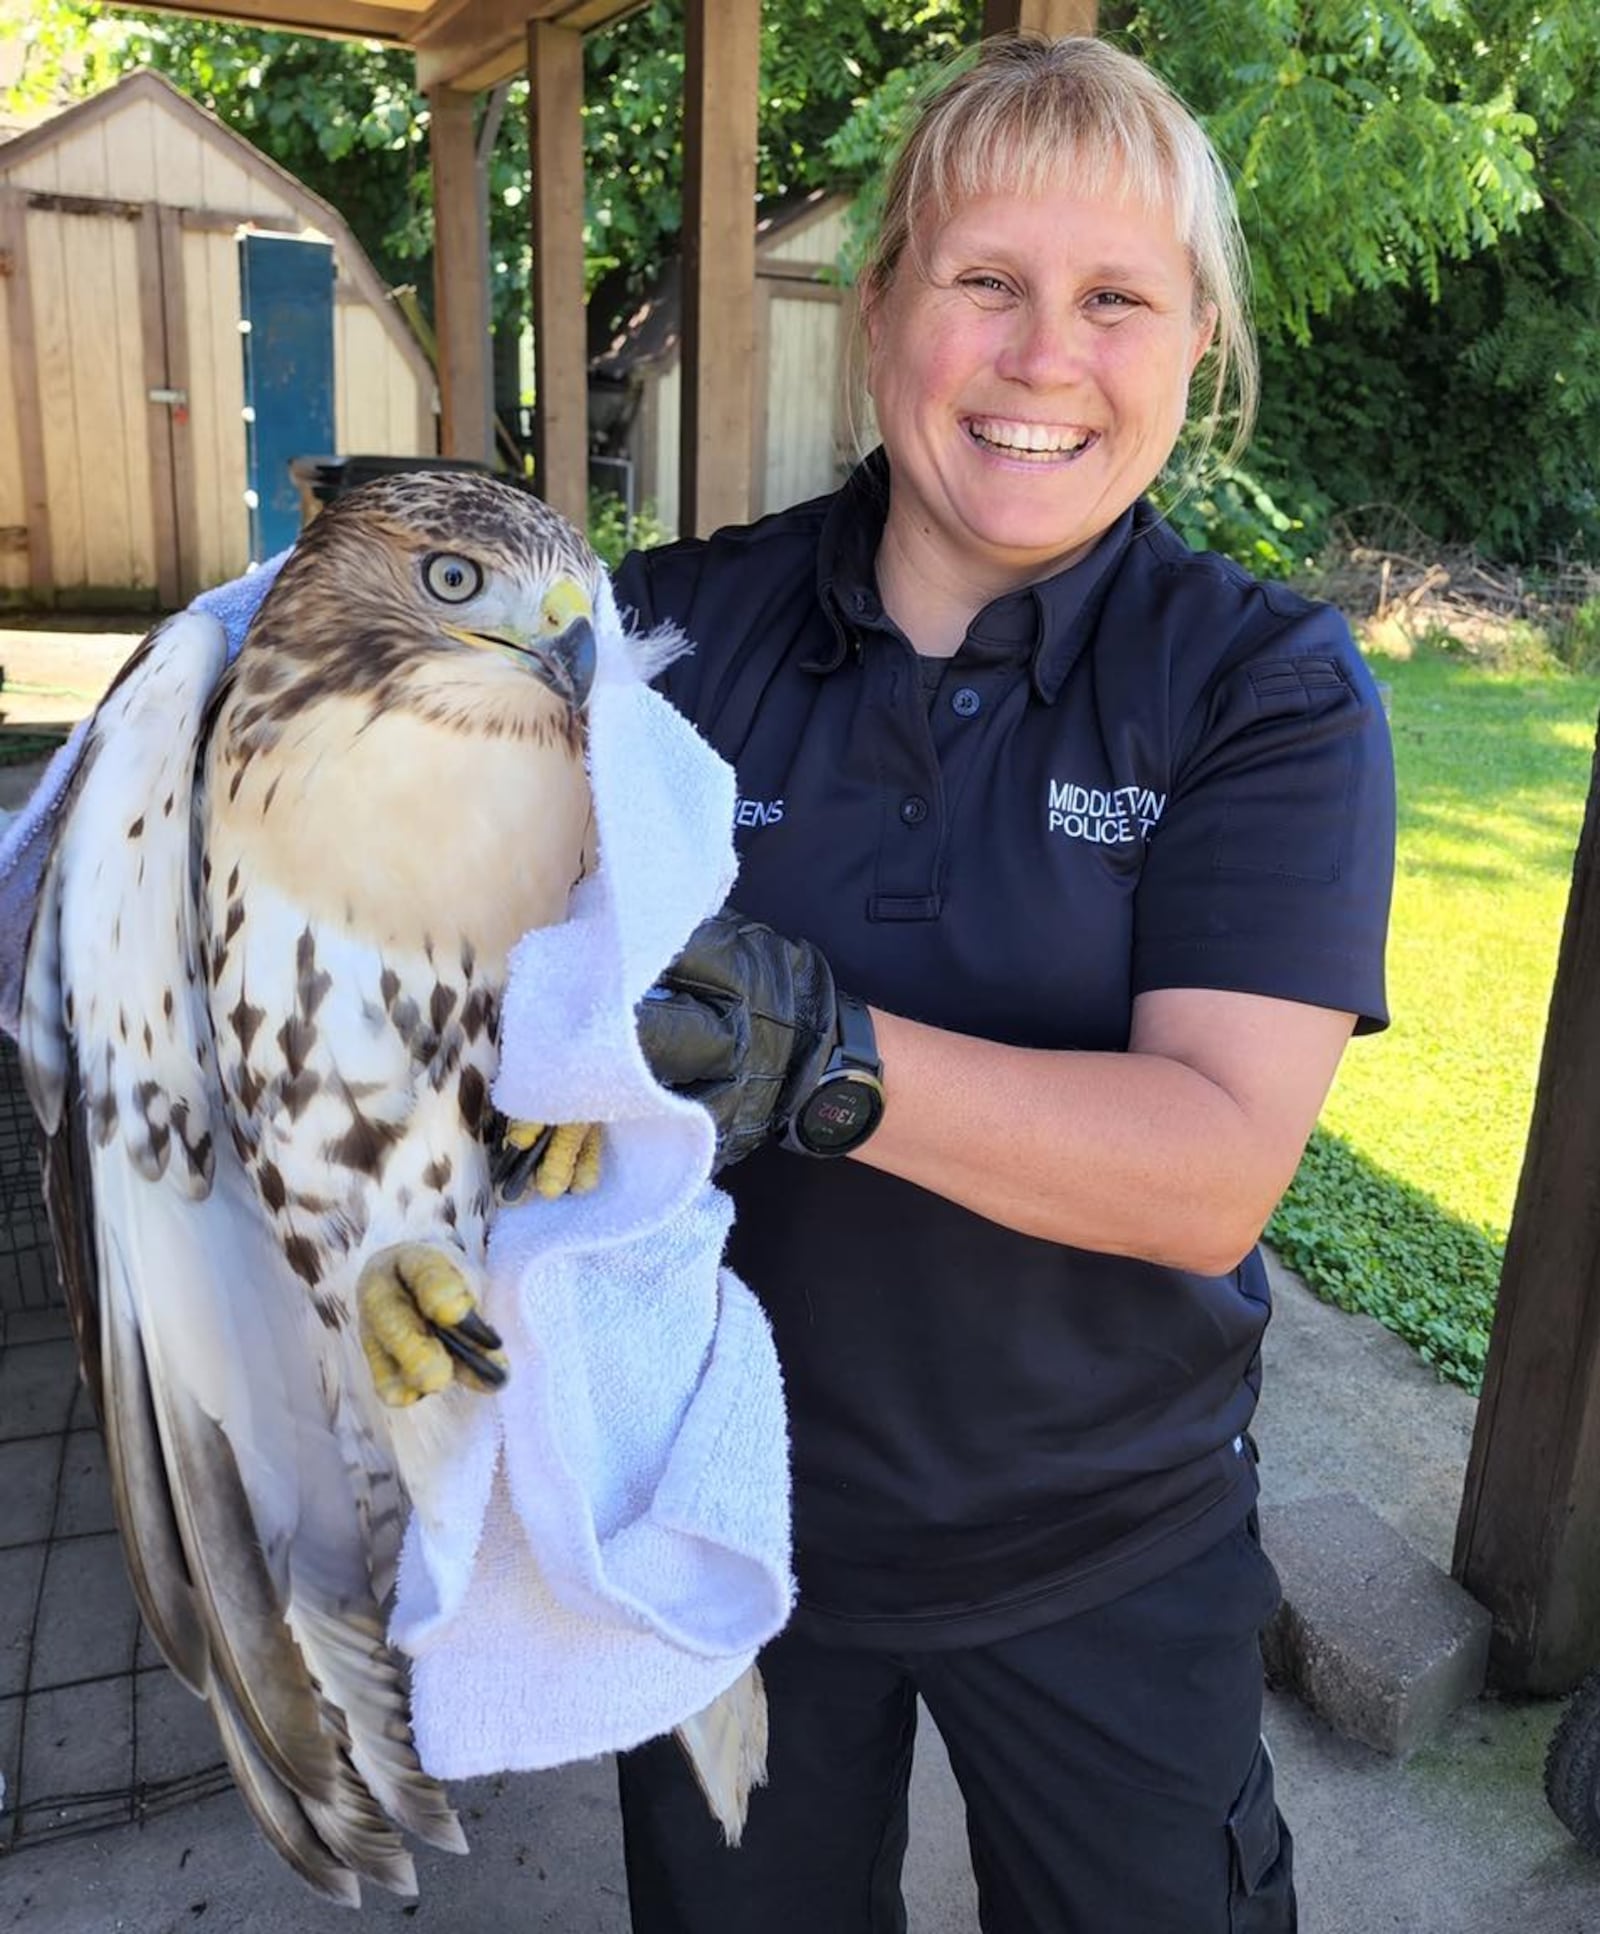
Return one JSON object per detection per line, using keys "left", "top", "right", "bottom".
{"left": 1267, "top": 641, "right": 1600, "bottom": 1388}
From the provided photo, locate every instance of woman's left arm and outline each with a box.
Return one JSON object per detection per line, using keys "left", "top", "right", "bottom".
{"left": 860, "top": 988, "right": 1356, "bottom": 1275}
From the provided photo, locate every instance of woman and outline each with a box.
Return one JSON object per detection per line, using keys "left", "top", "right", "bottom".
{"left": 622, "top": 33, "right": 1394, "bottom": 1934}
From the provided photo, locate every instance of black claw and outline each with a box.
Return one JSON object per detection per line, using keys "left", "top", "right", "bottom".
{"left": 435, "top": 1323, "right": 510, "bottom": 1388}
{"left": 454, "top": 1308, "right": 503, "bottom": 1352}
{"left": 492, "top": 1124, "right": 556, "bottom": 1205}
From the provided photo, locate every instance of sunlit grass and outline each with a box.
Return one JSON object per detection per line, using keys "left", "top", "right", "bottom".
{"left": 1268, "top": 644, "right": 1600, "bottom": 1385}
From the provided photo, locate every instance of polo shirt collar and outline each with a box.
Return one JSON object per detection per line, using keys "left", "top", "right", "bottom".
{"left": 809, "top": 448, "right": 1139, "bottom": 701}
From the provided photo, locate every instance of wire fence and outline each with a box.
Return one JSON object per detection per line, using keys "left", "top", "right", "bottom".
{"left": 0, "top": 1035, "right": 230, "bottom": 1858}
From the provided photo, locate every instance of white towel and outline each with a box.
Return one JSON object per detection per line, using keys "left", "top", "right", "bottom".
{"left": 397, "top": 596, "right": 793, "bottom": 1773}
{"left": 0, "top": 554, "right": 793, "bottom": 1775}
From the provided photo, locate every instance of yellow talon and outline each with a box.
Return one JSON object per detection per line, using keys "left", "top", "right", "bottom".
{"left": 500, "top": 1120, "right": 603, "bottom": 1200}
{"left": 356, "top": 1241, "right": 509, "bottom": 1407}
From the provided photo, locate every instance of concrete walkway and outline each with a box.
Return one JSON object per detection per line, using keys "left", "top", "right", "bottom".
{"left": 0, "top": 625, "right": 1597, "bottom": 1929}
{"left": 5, "top": 1251, "right": 1599, "bottom": 1931}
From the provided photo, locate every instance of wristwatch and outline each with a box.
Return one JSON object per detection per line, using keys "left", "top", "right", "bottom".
{"left": 783, "top": 992, "right": 887, "bottom": 1157}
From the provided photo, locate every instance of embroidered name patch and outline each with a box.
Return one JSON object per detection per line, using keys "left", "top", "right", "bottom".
{"left": 1047, "top": 780, "right": 1166, "bottom": 845}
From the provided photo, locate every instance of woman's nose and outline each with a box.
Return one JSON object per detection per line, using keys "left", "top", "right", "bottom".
{"left": 997, "top": 305, "right": 1091, "bottom": 387}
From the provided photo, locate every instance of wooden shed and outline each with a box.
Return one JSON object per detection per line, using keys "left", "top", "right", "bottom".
{"left": 0, "top": 68, "right": 436, "bottom": 608}
{"left": 591, "top": 190, "right": 858, "bottom": 537}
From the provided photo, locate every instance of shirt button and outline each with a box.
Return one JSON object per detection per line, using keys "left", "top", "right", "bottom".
{"left": 899, "top": 795, "right": 929, "bottom": 825}
{"left": 951, "top": 686, "right": 981, "bottom": 718}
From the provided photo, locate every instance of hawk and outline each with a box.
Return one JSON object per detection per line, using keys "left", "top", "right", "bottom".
{"left": 16, "top": 473, "right": 762, "bottom": 1903}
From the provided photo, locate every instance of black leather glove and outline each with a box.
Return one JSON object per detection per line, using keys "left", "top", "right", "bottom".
{"left": 635, "top": 908, "right": 842, "bottom": 1169}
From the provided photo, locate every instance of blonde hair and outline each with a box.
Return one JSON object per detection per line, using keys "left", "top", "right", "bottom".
{"left": 858, "top": 35, "right": 1257, "bottom": 465}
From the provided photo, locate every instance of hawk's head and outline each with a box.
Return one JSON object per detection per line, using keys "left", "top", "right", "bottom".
{"left": 233, "top": 473, "right": 606, "bottom": 744}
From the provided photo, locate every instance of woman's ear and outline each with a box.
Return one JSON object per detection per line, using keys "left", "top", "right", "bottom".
{"left": 1190, "top": 299, "right": 1219, "bottom": 375}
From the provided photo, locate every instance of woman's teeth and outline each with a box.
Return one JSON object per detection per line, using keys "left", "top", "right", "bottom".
{"left": 967, "top": 419, "right": 1092, "bottom": 459}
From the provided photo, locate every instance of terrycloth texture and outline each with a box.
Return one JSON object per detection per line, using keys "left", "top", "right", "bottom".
{"left": 395, "top": 599, "right": 793, "bottom": 1771}
{"left": 0, "top": 550, "right": 792, "bottom": 1775}
{"left": 0, "top": 553, "right": 289, "bottom": 1037}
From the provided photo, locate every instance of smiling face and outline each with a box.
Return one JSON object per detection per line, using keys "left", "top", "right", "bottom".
{"left": 865, "top": 179, "right": 1216, "bottom": 611}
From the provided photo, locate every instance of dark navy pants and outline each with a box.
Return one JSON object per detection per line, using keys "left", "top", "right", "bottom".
{"left": 617, "top": 1519, "right": 1296, "bottom": 1933}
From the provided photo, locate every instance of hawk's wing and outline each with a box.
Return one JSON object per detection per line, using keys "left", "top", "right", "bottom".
{"left": 19, "top": 613, "right": 461, "bottom": 1904}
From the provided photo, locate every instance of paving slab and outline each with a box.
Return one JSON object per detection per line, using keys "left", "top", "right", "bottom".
{"left": 1262, "top": 1492, "right": 1492, "bottom": 1755}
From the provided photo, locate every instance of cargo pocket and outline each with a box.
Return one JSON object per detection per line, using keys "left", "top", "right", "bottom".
{"left": 1228, "top": 1737, "right": 1297, "bottom": 1932}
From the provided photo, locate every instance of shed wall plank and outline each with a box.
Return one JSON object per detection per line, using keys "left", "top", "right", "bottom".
{"left": 63, "top": 211, "right": 142, "bottom": 586}
{"left": 762, "top": 206, "right": 846, "bottom": 268}
{"left": 0, "top": 246, "right": 28, "bottom": 592}
{"left": 109, "top": 214, "right": 159, "bottom": 589}
{"left": 7, "top": 146, "right": 60, "bottom": 194}
{"left": 653, "top": 361, "right": 681, "bottom": 538}
{"left": 183, "top": 228, "right": 250, "bottom": 585}
{"left": 150, "top": 101, "right": 201, "bottom": 206}
{"left": 762, "top": 293, "right": 842, "bottom": 515}
{"left": 335, "top": 304, "right": 400, "bottom": 453}
{"left": 100, "top": 97, "right": 160, "bottom": 202}
{"left": 28, "top": 209, "right": 87, "bottom": 587}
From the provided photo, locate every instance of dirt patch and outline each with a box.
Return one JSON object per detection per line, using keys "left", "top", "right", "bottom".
{"left": 0, "top": 622, "right": 147, "bottom": 729}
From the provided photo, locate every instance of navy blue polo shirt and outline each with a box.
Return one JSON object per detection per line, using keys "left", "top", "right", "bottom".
{"left": 615, "top": 453, "right": 1395, "bottom": 1650}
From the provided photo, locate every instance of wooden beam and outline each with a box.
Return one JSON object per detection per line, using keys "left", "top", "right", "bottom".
{"left": 136, "top": 207, "right": 181, "bottom": 608}
{"left": 115, "top": 1, "right": 427, "bottom": 44}
{"left": 982, "top": 0, "right": 1098, "bottom": 34}
{"left": 417, "top": 0, "right": 546, "bottom": 91}
{"left": 154, "top": 206, "right": 202, "bottom": 603}
{"left": 680, "top": 0, "right": 759, "bottom": 538}
{"left": 526, "top": 21, "right": 588, "bottom": 526}
{"left": 427, "top": 84, "right": 493, "bottom": 462}
{"left": 415, "top": 0, "right": 636, "bottom": 90}
{"left": 0, "top": 191, "right": 54, "bottom": 600}
{"left": 1456, "top": 717, "right": 1600, "bottom": 1692}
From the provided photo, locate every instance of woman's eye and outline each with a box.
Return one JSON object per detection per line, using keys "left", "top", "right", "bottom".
{"left": 1088, "top": 290, "right": 1138, "bottom": 313}
{"left": 962, "top": 274, "right": 1012, "bottom": 297}
{"left": 422, "top": 553, "right": 484, "bottom": 604}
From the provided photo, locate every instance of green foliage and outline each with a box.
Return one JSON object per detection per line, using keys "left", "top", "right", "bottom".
{"left": 1157, "top": 445, "right": 1318, "bottom": 578}
{"left": 1246, "top": 33, "right": 1600, "bottom": 563}
{"left": 1561, "top": 601, "right": 1600, "bottom": 676}
{"left": 1267, "top": 1129, "right": 1501, "bottom": 1389}
{"left": 586, "top": 488, "right": 671, "bottom": 570}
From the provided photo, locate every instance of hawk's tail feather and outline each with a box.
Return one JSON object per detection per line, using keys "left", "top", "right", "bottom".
{"left": 210, "top": 1677, "right": 362, "bottom": 1908}
{"left": 96, "top": 1207, "right": 208, "bottom": 1695}
{"left": 288, "top": 1595, "right": 468, "bottom": 1856}
{"left": 673, "top": 1663, "right": 770, "bottom": 1846}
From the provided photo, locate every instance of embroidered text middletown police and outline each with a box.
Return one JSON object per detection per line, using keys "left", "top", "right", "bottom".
{"left": 1046, "top": 781, "right": 1167, "bottom": 845}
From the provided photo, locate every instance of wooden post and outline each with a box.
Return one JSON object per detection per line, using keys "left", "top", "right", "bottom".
{"left": 982, "top": 0, "right": 1099, "bottom": 35}
{"left": 0, "top": 190, "right": 53, "bottom": 599}
{"left": 1455, "top": 712, "right": 1600, "bottom": 1692}
{"left": 526, "top": 20, "right": 588, "bottom": 526}
{"left": 680, "top": 0, "right": 759, "bottom": 538}
{"left": 427, "top": 83, "right": 493, "bottom": 462}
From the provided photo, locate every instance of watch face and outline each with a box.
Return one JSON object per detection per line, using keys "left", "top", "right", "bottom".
{"left": 797, "top": 1075, "right": 883, "bottom": 1154}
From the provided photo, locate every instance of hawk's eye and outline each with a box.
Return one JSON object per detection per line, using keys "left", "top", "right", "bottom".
{"left": 422, "top": 553, "right": 483, "bottom": 604}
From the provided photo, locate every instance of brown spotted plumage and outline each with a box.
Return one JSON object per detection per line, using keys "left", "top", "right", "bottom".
{"left": 16, "top": 473, "right": 626, "bottom": 1906}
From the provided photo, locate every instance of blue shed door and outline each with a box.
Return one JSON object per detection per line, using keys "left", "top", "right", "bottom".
{"left": 239, "top": 232, "right": 335, "bottom": 562}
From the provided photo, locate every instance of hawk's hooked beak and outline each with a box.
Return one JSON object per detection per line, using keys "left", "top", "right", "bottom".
{"left": 441, "top": 588, "right": 597, "bottom": 712}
